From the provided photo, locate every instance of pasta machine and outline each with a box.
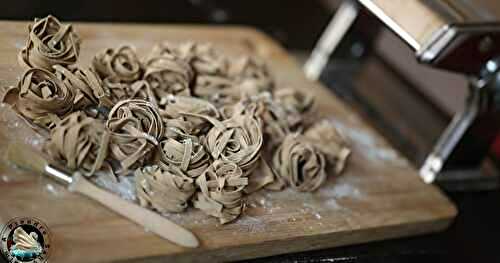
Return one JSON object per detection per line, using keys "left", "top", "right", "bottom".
{"left": 305, "top": 0, "right": 500, "bottom": 188}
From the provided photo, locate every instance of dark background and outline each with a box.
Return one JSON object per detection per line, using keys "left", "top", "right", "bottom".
{"left": 1, "top": 0, "right": 331, "bottom": 50}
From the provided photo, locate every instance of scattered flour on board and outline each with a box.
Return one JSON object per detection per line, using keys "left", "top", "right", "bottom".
{"left": 329, "top": 183, "right": 363, "bottom": 199}
{"left": 44, "top": 183, "right": 69, "bottom": 197}
{"left": 94, "top": 173, "right": 137, "bottom": 201}
{"left": 314, "top": 213, "right": 322, "bottom": 220}
{"left": 161, "top": 210, "right": 210, "bottom": 226}
{"left": 325, "top": 199, "right": 341, "bottom": 210}
{"left": 234, "top": 215, "right": 266, "bottom": 233}
{"left": 247, "top": 191, "right": 282, "bottom": 214}
{"left": 45, "top": 184, "right": 59, "bottom": 196}
{"left": 14, "top": 40, "right": 24, "bottom": 49}
{"left": 24, "top": 133, "right": 44, "bottom": 147}
{"left": 0, "top": 103, "right": 45, "bottom": 147}
{"left": 325, "top": 118, "right": 408, "bottom": 166}
{"left": 318, "top": 182, "right": 364, "bottom": 211}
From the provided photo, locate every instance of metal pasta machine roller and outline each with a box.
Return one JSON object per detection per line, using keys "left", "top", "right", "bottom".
{"left": 305, "top": 0, "right": 500, "bottom": 188}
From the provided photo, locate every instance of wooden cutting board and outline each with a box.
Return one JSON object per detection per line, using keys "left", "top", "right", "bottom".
{"left": 0, "top": 21, "right": 456, "bottom": 263}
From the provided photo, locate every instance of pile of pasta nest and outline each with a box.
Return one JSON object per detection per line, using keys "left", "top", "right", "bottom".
{"left": 2, "top": 15, "right": 351, "bottom": 224}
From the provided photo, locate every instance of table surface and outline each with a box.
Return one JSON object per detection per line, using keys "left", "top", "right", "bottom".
{"left": 0, "top": 21, "right": 456, "bottom": 263}
{"left": 248, "top": 189, "right": 500, "bottom": 263}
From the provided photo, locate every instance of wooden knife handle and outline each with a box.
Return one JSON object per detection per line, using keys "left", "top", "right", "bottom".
{"left": 68, "top": 173, "right": 199, "bottom": 248}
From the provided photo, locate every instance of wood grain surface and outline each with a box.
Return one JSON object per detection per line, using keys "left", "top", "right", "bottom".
{"left": 0, "top": 21, "right": 457, "bottom": 263}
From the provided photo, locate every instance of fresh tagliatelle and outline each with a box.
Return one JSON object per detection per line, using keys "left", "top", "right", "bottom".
{"left": 193, "top": 160, "right": 248, "bottom": 224}
{"left": 2, "top": 15, "right": 351, "bottom": 225}
{"left": 136, "top": 165, "right": 196, "bottom": 213}
{"left": 44, "top": 111, "right": 111, "bottom": 177}
{"left": 18, "top": 15, "right": 80, "bottom": 72}
{"left": 3, "top": 68, "right": 75, "bottom": 129}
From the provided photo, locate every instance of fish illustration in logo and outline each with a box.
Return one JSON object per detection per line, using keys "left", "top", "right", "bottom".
{"left": 9, "top": 227, "right": 43, "bottom": 261}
